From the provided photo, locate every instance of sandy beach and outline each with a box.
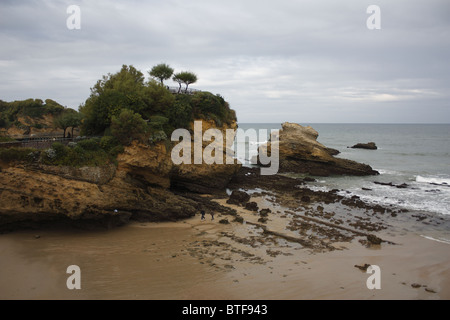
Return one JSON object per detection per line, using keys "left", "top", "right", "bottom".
{"left": 1, "top": 188, "right": 449, "bottom": 300}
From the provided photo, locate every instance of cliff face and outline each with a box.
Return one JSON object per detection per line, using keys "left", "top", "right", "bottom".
{"left": 0, "top": 119, "right": 241, "bottom": 231}
{"left": 261, "top": 122, "right": 379, "bottom": 176}
{"left": 169, "top": 119, "right": 241, "bottom": 193}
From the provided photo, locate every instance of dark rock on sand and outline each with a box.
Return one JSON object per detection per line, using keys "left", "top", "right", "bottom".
{"left": 233, "top": 216, "right": 244, "bottom": 223}
{"left": 259, "top": 209, "right": 272, "bottom": 217}
{"left": 351, "top": 142, "right": 378, "bottom": 150}
{"left": 227, "top": 190, "right": 251, "bottom": 206}
{"left": 367, "top": 234, "right": 383, "bottom": 245}
{"left": 354, "top": 264, "right": 371, "bottom": 271}
{"left": 245, "top": 202, "right": 259, "bottom": 212}
{"left": 301, "top": 196, "right": 311, "bottom": 203}
{"left": 258, "top": 217, "right": 268, "bottom": 223}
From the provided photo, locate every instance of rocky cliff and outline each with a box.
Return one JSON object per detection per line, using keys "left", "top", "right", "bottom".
{"left": 0, "top": 119, "right": 241, "bottom": 232}
{"left": 260, "top": 122, "right": 379, "bottom": 176}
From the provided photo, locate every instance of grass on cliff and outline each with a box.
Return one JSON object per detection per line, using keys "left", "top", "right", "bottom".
{"left": 0, "top": 137, "right": 123, "bottom": 168}
{"left": 0, "top": 147, "right": 37, "bottom": 163}
{"left": 41, "top": 137, "right": 123, "bottom": 167}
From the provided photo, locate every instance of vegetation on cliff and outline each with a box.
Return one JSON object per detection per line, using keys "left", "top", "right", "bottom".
{"left": 79, "top": 64, "right": 236, "bottom": 140}
{"left": 1, "top": 64, "right": 237, "bottom": 168}
{"left": 0, "top": 99, "right": 66, "bottom": 131}
{"left": 0, "top": 137, "right": 122, "bottom": 168}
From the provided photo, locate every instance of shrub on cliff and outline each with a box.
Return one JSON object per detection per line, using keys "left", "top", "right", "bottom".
{"left": 165, "top": 95, "right": 193, "bottom": 129}
{"left": 99, "top": 136, "right": 120, "bottom": 152}
{"left": 190, "top": 92, "right": 236, "bottom": 126}
{"left": 77, "top": 138, "right": 101, "bottom": 151}
{"left": 110, "top": 109, "right": 148, "bottom": 146}
{"left": 0, "top": 147, "right": 36, "bottom": 163}
{"left": 41, "top": 140, "right": 113, "bottom": 167}
{"left": 0, "top": 98, "right": 66, "bottom": 129}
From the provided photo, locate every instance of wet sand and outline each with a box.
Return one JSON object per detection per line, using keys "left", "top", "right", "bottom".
{"left": 1, "top": 199, "right": 449, "bottom": 300}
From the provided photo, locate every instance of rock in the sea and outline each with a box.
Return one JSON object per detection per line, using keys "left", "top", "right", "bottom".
{"left": 259, "top": 123, "right": 379, "bottom": 177}
{"left": 351, "top": 142, "right": 378, "bottom": 150}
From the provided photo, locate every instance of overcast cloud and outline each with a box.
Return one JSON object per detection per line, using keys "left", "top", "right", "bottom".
{"left": 1, "top": 0, "right": 449, "bottom": 123}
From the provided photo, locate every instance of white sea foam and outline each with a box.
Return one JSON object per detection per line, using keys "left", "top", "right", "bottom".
{"left": 416, "top": 176, "right": 450, "bottom": 186}
{"left": 376, "top": 169, "right": 400, "bottom": 175}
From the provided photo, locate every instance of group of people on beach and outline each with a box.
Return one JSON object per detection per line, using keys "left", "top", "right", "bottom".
{"left": 200, "top": 210, "right": 214, "bottom": 221}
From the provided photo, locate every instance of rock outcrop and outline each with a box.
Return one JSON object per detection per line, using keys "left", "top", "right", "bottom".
{"left": 260, "top": 122, "right": 379, "bottom": 176}
{"left": 0, "top": 119, "right": 241, "bottom": 232}
{"left": 169, "top": 120, "right": 241, "bottom": 193}
{"left": 351, "top": 142, "right": 378, "bottom": 150}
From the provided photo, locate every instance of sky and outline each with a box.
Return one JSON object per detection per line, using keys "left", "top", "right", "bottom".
{"left": 1, "top": 0, "right": 449, "bottom": 123}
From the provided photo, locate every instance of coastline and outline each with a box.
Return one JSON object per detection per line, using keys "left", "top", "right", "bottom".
{"left": 1, "top": 168, "right": 449, "bottom": 300}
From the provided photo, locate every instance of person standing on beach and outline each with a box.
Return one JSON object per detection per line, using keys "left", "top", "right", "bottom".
{"left": 211, "top": 212, "right": 214, "bottom": 221}
{"left": 201, "top": 210, "right": 206, "bottom": 220}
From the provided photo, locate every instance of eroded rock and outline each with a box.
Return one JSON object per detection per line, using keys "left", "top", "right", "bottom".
{"left": 259, "top": 123, "right": 379, "bottom": 176}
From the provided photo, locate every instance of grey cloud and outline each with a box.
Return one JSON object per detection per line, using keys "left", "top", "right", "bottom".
{"left": 0, "top": 0, "right": 449, "bottom": 122}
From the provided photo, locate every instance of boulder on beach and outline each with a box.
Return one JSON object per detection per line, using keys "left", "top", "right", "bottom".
{"left": 245, "top": 201, "right": 259, "bottom": 212}
{"left": 351, "top": 142, "right": 378, "bottom": 150}
{"left": 259, "top": 122, "right": 379, "bottom": 177}
{"left": 226, "top": 190, "right": 251, "bottom": 206}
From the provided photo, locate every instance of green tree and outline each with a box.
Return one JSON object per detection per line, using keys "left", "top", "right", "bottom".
{"left": 172, "top": 73, "right": 184, "bottom": 94}
{"left": 110, "top": 109, "right": 148, "bottom": 145}
{"left": 142, "top": 80, "right": 175, "bottom": 118}
{"left": 54, "top": 110, "right": 81, "bottom": 138}
{"left": 149, "top": 63, "right": 174, "bottom": 86}
{"left": 80, "top": 65, "right": 148, "bottom": 135}
{"left": 172, "top": 71, "right": 198, "bottom": 93}
{"left": 68, "top": 112, "right": 83, "bottom": 138}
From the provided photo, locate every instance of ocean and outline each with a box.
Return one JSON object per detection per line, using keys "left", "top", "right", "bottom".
{"left": 234, "top": 123, "right": 450, "bottom": 217}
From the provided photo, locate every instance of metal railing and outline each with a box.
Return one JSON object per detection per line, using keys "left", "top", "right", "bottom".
{"left": 166, "top": 86, "right": 201, "bottom": 95}
{"left": 0, "top": 135, "right": 99, "bottom": 150}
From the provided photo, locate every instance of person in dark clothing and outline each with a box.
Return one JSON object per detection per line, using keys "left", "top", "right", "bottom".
{"left": 211, "top": 212, "right": 214, "bottom": 221}
{"left": 200, "top": 210, "right": 206, "bottom": 220}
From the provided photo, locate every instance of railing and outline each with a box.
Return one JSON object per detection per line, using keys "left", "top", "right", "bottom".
{"left": 0, "top": 135, "right": 99, "bottom": 150}
{"left": 166, "top": 86, "right": 201, "bottom": 95}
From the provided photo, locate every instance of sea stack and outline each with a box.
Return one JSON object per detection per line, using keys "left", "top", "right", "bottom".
{"left": 259, "top": 122, "right": 379, "bottom": 177}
